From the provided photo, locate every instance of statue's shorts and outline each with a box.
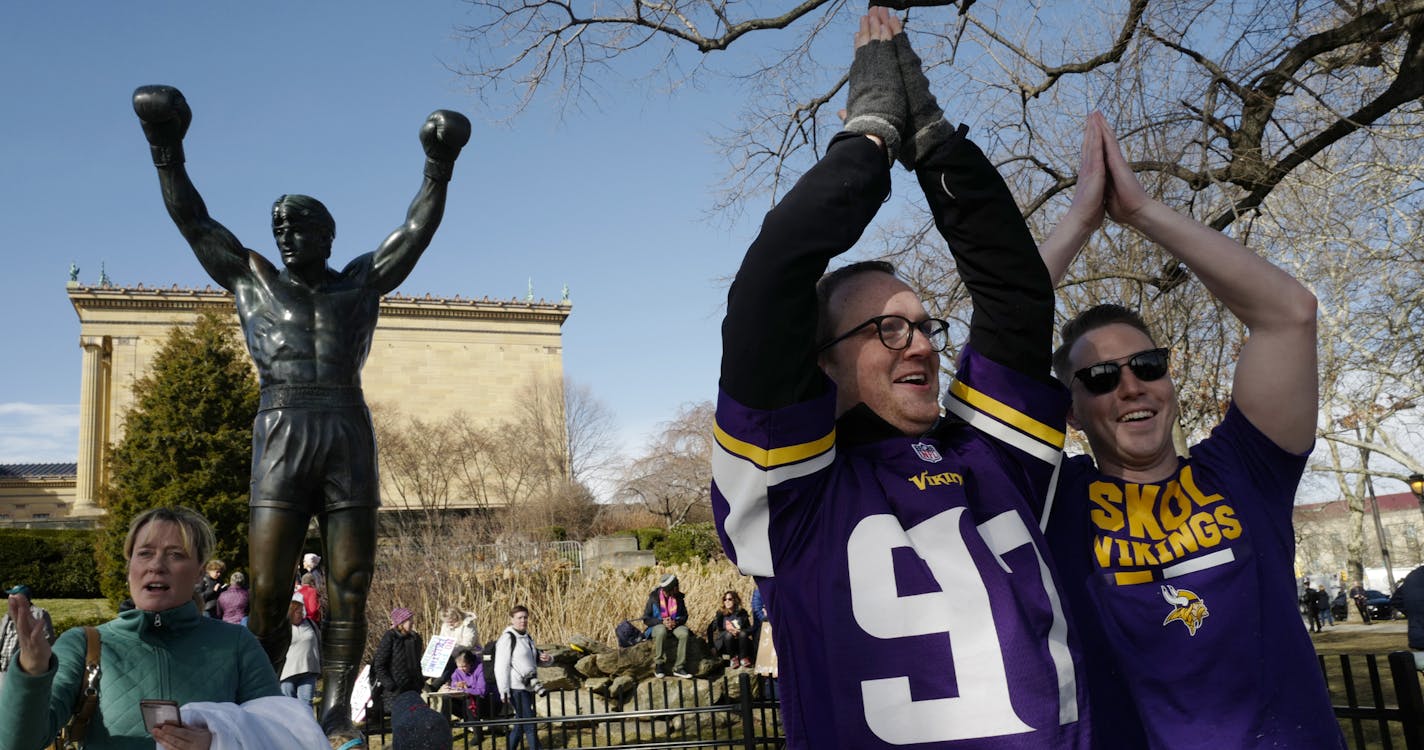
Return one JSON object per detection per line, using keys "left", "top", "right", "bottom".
{"left": 250, "top": 384, "right": 379, "bottom": 515}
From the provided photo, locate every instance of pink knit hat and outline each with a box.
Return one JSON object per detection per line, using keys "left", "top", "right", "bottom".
{"left": 391, "top": 607, "right": 414, "bottom": 627}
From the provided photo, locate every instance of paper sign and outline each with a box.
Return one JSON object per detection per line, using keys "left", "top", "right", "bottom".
{"left": 350, "top": 664, "right": 373, "bottom": 723}
{"left": 421, "top": 635, "right": 458, "bottom": 678}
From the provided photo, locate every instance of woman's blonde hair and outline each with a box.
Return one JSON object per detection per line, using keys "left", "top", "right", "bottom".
{"left": 122, "top": 506, "right": 216, "bottom": 566}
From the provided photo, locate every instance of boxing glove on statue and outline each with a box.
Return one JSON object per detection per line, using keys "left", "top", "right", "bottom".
{"left": 133, "top": 85, "right": 192, "bottom": 168}
{"left": 419, "top": 110, "right": 471, "bottom": 182}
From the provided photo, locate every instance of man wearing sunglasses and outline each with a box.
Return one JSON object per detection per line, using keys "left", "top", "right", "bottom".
{"left": 711, "top": 8, "right": 1088, "bottom": 749}
{"left": 1036, "top": 112, "right": 1337, "bottom": 748}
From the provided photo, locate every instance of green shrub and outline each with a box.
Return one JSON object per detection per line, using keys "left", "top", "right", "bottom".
{"left": 0, "top": 529, "right": 102, "bottom": 598}
{"left": 652, "top": 522, "right": 722, "bottom": 565}
{"left": 631, "top": 527, "right": 666, "bottom": 551}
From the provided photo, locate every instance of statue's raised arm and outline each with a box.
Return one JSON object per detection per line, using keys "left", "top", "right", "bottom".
{"left": 363, "top": 110, "right": 470, "bottom": 295}
{"left": 133, "top": 85, "right": 255, "bottom": 291}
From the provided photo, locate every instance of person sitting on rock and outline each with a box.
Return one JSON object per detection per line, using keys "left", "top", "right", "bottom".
{"left": 642, "top": 575, "right": 691, "bottom": 678}
{"left": 706, "top": 590, "right": 755, "bottom": 669}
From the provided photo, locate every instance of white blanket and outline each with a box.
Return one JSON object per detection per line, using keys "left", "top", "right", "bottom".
{"left": 171, "top": 695, "right": 328, "bottom": 749}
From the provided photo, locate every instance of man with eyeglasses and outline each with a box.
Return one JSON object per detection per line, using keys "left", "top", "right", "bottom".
{"left": 1036, "top": 112, "right": 1337, "bottom": 748}
{"left": 712, "top": 8, "right": 1089, "bottom": 749}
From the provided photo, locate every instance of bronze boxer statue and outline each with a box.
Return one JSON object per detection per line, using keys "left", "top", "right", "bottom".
{"left": 134, "top": 84, "right": 470, "bottom": 738}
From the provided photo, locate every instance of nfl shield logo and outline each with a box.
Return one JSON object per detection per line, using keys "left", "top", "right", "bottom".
{"left": 911, "top": 442, "right": 943, "bottom": 463}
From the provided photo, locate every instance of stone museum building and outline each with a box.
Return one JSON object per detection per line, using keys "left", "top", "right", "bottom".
{"left": 0, "top": 281, "right": 570, "bottom": 526}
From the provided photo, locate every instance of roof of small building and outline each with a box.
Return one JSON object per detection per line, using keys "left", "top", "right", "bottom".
{"left": 0, "top": 463, "right": 78, "bottom": 479}
{"left": 1295, "top": 491, "right": 1419, "bottom": 518}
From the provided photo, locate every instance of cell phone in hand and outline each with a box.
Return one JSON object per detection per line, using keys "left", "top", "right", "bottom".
{"left": 140, "top": 700, "right": 181, "bottom": 732}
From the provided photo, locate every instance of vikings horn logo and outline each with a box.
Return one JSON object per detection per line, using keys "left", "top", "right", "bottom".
{"left": 1161, "top": 584, "right": 1209, "bottom": 636}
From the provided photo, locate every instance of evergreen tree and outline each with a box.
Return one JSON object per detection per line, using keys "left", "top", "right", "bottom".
{"left": 95, "top": 311, "right": 258, "bottom": 604}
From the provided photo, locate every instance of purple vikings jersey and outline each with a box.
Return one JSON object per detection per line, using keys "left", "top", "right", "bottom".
{"left": 713, "top": 346, "right": 1091, "bottom": 749}
{"left": 1048, "top": 405, "right": 1344, "bottom": 749}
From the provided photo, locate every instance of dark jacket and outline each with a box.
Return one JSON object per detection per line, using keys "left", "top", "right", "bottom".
{"left": 642, "top": 587, "right": 688, "bottom": 628}
{"left": 705, "top": 608, "right": 751, "bottom": 643}
{"left": 1392, "top": 567, "right": 1424, "bottom": 650}
{"left": 373, "top": 628, "right": 426, "bottom": 699}
{"left": 196, "top": 574, "right": 224, "bottom": 617}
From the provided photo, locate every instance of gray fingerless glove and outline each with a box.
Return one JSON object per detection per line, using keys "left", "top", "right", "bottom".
{"left": 845, "top": 39, "right": 906, "bottom": 165}
{"left": 893, "top": 32, "right": 953, "bottom": 170}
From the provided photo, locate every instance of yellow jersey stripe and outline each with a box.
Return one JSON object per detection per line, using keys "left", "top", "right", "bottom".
{"left": 1114, "top": 570, "right": 1155, "bottom": 586}
{"left": 948, "top": 379, "right": 1065, "bottom": 448}
{"left": 713, "top": 423, "right": 835, "bottom": 470}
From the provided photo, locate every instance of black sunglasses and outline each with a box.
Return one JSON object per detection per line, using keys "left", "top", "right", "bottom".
{"left": 818, "top": 314, "right": 950, "bottom": 353}
{"left": 1073, "top": 348, "right": 1170, "bottom": 395}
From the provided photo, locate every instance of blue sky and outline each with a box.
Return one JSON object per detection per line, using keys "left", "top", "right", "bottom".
{"left": 0, "top": 2, "right": 808, "bottom": 464}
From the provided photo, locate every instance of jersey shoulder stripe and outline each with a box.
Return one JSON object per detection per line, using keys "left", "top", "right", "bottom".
{"left": 946, "top": 378, "right": 1065, "bottom": 450}
{"left": 712, "top": 385, "right": 840, "bottom": 578}
{"left": 944, "top": 381, "right": 1063, "bottom": 465}
{"left": 946, "top": 346, "right": 1068, "bottom": 466}
{"left": 714, "top": 423, "right": 836, "bottom": 470}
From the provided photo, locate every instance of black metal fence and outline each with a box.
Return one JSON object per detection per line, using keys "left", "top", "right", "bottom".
{"left": 364, "top": 653, "right": 1424, "bottom": 749}
{"left": 365, "top": 672, "right": 784, "bottom": 749}
{"left": 1322, "top": 651, "right": 1424, "bottom": 749}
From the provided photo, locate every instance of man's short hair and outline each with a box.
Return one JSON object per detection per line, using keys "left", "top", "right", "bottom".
{"left": 815, "top": 260, "right": 899, "bottom": 345}
{"left": 510, "top": 604, "right": 529, "bottom": 617}
{"left": 1052, "top": 303, "right": 1156, "bottom": 384}
{"left": 271, "top": 194, "right": 336, "bottom": 240}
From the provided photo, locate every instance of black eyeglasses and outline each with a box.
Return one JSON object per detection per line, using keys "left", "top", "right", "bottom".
{"left": 1073, "top": 348, "right": 1170, "bottom": 395}
{"left": 818, "top": 315, "right": 950, "bottom": 353}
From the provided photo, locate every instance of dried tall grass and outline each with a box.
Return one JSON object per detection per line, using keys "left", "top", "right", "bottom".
{"left": 362, "top": 515, "right": 751, "bottom": 658}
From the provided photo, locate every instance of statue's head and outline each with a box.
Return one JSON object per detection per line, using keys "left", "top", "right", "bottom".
{"left": 271, "top": 194, "right": 335, "bottom": 267}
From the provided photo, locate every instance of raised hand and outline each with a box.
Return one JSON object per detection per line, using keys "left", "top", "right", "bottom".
{"left": 1064, "top": 114, "right": 1108, "bottom": 235}
{"left": 1095, "top": 111, "right": 1154, "bottom": 225}
{"left": 844, "top": 7, "right": 906, "bottom": 163}
{"left": 1036, "top": 113, "right": 1110, "bottom": 285}
{"left": 889, "top": 14, "right": 952, "bottom": 170}
{"left": 8, "top": 593, "right": 53, "bottom": 676}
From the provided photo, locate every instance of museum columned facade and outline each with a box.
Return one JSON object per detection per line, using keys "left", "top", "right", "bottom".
{"left": 0, "top": 282, "right": 570, "bottom": 526}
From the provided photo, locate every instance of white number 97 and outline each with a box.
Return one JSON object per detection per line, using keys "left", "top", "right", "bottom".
{"left": 847, "top": 509, "right": 1076, "bottom": 744}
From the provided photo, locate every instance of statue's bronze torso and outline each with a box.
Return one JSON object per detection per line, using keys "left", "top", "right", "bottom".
{"left": 232, "top": 254, "right": 380, "bottom": 388}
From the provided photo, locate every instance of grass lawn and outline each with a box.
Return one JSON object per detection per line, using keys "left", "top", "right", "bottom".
{"left": 32, "top": 598, "right": 116, "bottom": 633}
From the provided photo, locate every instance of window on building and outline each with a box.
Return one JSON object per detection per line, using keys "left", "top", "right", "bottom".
{"left": 32, "top": 513, "right": 50, "bottom": 520}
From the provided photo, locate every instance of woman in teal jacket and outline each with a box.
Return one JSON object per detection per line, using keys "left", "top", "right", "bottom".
{"left": 0, "top": 506, "right": 280, "bottom": 750}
